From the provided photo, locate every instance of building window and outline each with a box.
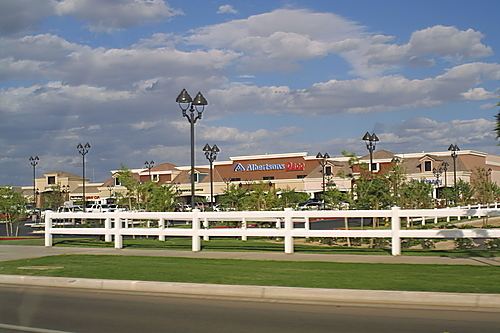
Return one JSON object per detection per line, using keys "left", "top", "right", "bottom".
{"left": 424, "top": 161, "right": 432, "bottom": 172}
{"left": 325, "top": 166, "right": 332, "bottom": 176}
{"left": 297, "top": 175, "right": 306, "bottom": 179}
{"left": 370, "top": 163, "right": 379, "bottom": 172}
{"left": 152, "top": 174, "right": 159, "bottom": 182}
{"left": 47, "top": 176, "right": 55, "bottom": 185}
{"left": 263, "top": 176, "right": 274, "bottom": 180}
{"left": 114, "top": 178, "right": 121, "bottom": 186}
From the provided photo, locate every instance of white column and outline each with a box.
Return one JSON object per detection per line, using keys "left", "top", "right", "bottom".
{"left": 304, "top": 217, "right": 310, "bottom": 239}
{"left": 159, "top": 218, "right": 165, "bottom": 241}
{"left": 284, "top": 208, "right": 294, "bottom": 254}
{"left": 434, "top": 208, "right": 438, "bottom": 224}
{"left": 421, "top": 216, "right": 425, "bottom": 226}
{"left": 241, "top": 217, "right": 247, "bottom": 241}
{"left": 391, "top": 206, "right": 401, "bottom": 256}
{"left": 477, "top": 204, "right": 481, "bottom": 218}
{"left": 104, "top": 217, "right": 112, "bottom": 242}
{"left": 44, "top": 211, "right": 53, "bottom": 247}
{"left": 468, "top": 204, "right": 472, "bottom": 219}
{"left": 203, "top": 217, "right": 209, "bottom": 241}
{"left": 192, "top": 209, "right": 201, "bottom": 252}
{"left": 114, "top": 214, "right": 122, "bottom": 249}
{"left": 275, "top": 218, "right": 281, "bottom": 229}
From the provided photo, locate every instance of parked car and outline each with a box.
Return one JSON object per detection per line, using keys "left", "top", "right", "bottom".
{"left": 87, "top": 204, "right": 112, "bottom": 213}
{"left": 297, "top": 199, "right": 323, "bottom": 210}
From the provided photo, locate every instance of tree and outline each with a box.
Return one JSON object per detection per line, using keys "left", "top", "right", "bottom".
{"left": 115, "top": 165, "right": 140, "bottom": 209}
{"left": 42, "top": 185, "right": 64, "bottom": 210}
{"left": 471, "top": 167, "right": 499, "bottom": 204}
{"left": 146, "top": 183, "right": 179, "bottom": 212}
{"left": 323, "top": 182, "right": 350, "bottom": 210}
{"left": 277, "top": 188, "right": 310, "bottom": 209}
{"left": 496, "top": 102, "right": 499, "bottom": 140}
{"left": 218, "top": 184, "right": 248, "bottom": 211}
{"left": 398, "top": 180, "right": 433, "bottom": 209}
{"left": 0, "top": 186, "right": 26, "bottom": 237}
{"left": 442, "top": 180, "right": 474, "bottom": 206}
{"left": 244, "top": 182, "right": 278, "bottom": 210}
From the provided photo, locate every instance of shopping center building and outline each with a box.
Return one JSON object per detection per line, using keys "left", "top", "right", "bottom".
{"left": 24, "top": 149, "right": 500, "bottom": 207}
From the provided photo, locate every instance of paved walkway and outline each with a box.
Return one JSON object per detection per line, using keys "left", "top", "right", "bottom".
{"left": 1, "top": 245, "right": 499, "bottom": 266}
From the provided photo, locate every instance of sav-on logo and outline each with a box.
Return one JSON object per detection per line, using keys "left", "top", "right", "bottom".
{"left": 233, "top": 163, "right": 246, "bottom": 172}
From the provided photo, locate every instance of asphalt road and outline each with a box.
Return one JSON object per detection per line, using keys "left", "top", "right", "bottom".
{"left": 0, "top": 285, "right": 499, "bottom": 333}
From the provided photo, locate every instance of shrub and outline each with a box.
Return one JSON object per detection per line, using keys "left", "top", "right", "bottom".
{"left": 485, "top": 239, "right": 500, "bottom": 250}
{"left": 420, "top": 239, "right": 435, "bottom": 250}
{"left": 454, "top": 238, "right": 476, "bottom": 250}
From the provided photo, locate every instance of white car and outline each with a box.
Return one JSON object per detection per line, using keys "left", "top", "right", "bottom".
{"left": 87, "top": 204, "right": 112, "bottom": 213}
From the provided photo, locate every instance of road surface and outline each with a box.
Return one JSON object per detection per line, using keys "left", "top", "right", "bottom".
{"left": 0, "top": 285, "right": 499, "bottom": 333}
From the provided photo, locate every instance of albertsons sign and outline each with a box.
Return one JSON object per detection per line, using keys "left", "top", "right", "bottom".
{"left": 233, "top": 162, "right": 304, "bottom": 172}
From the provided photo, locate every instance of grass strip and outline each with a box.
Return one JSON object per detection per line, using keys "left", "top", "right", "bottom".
{"left": 0, "top": 254, "right": 499, "bottom": 294}
{"left": 1, "top": 237, "right": 500, "bottom": 257}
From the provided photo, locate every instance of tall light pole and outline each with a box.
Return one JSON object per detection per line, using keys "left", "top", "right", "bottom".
{"left": 144, "top": 160, "right": 154, "bottom": 181}
{"left": 316, "top": 152, "right": 330, "bottom": 210}
{"left": 441, "top": 161, "right": 449, "bottom": 187}
{"left": 176, "top": 89, "right": 208, "bottom": 207}
{"left": 448, "top": 144, "right": 460, "bottom": 203}
{"left": 29, "top": 156, "right": 39, "bottom": 208}
{"left": 77, "top": 142, "right": 91, "bottom": 212}
{"left": 362, "top": 132, "right": 379, "bottom": 176}
{"left": 203, "top": 144, "right": 220, "bottom": 209}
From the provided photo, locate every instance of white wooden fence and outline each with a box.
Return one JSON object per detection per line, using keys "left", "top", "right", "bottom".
{"left": 44, "top": 204, "right": 500, "bottom": 256}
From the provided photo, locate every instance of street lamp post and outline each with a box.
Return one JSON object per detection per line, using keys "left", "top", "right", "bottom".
{"left": 77, "top": 142, "right": 91, "bottom": 212}
{"left": 61, "top": 185, "right": 70, "bottom": 202}
{"left": 448, "top": 144, "right": 460, "bottom": 203}
{"left": 441, "top": 161, "right": 449, "bottom": 187}
{"left": 144, "top": 160, "right": 154, "bottom": 181}
{"left": 316, "top": 152, "right": 330, "bottom": 209}
{"left": 29, "top": 156, "right": 39, "bottom": 208}
{"left": 362, "top": 132, "right": 379, "bottom": 176}
{"left": 176, "top": 89, "right": 208, "bottom": 208}
{"left": 203, "top": 144, "right": 220, "bottom": 209}
{"left": 107, "top": 185, "right": 113, "bottom": 197}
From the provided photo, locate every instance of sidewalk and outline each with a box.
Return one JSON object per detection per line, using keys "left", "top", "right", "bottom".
{"left": 1, "top": 244, "right": 499, "bottom": 266}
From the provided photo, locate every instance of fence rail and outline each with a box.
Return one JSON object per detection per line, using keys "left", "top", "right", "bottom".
{"left": 44, "top": 203, "right": 500, "bottom": 256}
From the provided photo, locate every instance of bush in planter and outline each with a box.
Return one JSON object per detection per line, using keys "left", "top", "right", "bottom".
{"left": 454, "top": 238, "right": 476, "bottom": 250}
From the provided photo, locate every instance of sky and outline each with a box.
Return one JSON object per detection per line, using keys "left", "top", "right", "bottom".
{"left": 0, "top": 0, "right": 499, "bottom": 186}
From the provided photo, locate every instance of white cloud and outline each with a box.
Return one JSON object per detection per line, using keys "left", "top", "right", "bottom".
{"left": 207, "top": 62, "right": 500, "bottom": 115}
{"left": 55, "top": 0, "right": 181, "bottom": 32}
{"left": 461, "top": 87, "right": 497, "bottom": 100}
{"left": 0, "top": 34, "right": 239, "bottom": 88}
{"left": 188, "top": 9, "right": 493, "bottom": 76}
{"left": 217, "top": 4, "right": 237, "bottom": 15}
{"left": 0, "top": 0, "right": 56, "bottom": 35}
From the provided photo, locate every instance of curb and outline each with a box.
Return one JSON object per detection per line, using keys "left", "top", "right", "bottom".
{"left": 1, "top": 274, "right": 500, "bottom": 311}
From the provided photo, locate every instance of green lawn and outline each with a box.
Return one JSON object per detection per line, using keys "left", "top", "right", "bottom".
{"left": 0, "top": 254, "right": 499, "bottom": 293}
{"left": 2, "top": 236, "right": 499, "bottom": 257}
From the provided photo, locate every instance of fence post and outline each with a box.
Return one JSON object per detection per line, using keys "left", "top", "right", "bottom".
{"left": 192, "top": 209, "right": 201, "bottom": 252}
{"left": 203, "top": 217, "right": 209, "bottom": 241}
{"left": 434, "top": 208, "right": 438, "bottom": 224}
{"left": 44, "top": 212, "right": 53, "bottom": 247}
{"left": 304, "top": 217, "right": 310, "bottom": 239}
{"left": 391, "top": 206, "right": 401, "bottom": 256}
{"left": 105, "top": 217, "right": 112, "bottom": 242}
{"left": 241, "top": 217, "right": 247, "bottom": 241}
{"left": 468, "top": 204, "right": 472, "bottom": 219}
{"left": 275, "top": 218, "right": 281, "bottom": 229}
{"left": 284, "top": 208, "right": 294, "bottom": 254}
{"left": 114, "top": 213, "right": 122, "bottom": 249}
{"left": 159, "top": 218, "right": 165, "bottom": 241}
{"left": 421, "top": 216, "right": 425, "bottom": 226}
{"left": 477, "top": 204, "right": 481, "bottom": 218}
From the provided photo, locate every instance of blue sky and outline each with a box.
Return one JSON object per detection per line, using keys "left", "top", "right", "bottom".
{"left": 0, "top": 0, "right": 498, "bottom": 185}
